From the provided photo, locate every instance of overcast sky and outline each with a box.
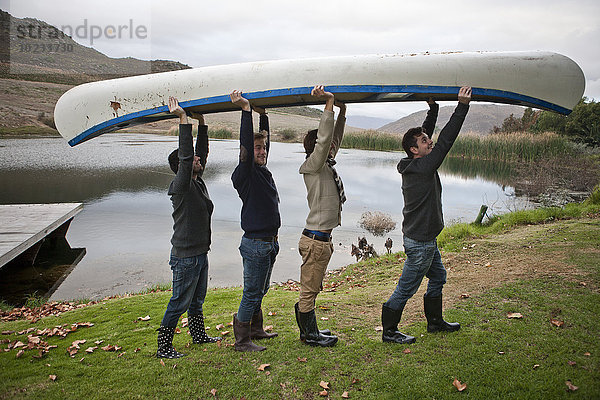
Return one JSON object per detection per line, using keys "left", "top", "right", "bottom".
{"left": 3, "top": 0, "right": 599, "bottom": 121}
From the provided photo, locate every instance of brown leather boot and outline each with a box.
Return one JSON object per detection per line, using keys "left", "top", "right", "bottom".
{"left": 233, "top": 313, "right": 266, "bottom": 352}
{"left": 250, "top": 308, "right": 278, "bottom": 340}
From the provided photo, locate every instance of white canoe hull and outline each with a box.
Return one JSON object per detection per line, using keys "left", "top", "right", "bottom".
{"left": 54, "top": 51, "right": 585, "bottom": 146}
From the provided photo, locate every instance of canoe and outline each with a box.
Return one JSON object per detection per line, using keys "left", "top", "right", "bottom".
{"left": 54, "top": 51, "right": 585, "bottom": 146}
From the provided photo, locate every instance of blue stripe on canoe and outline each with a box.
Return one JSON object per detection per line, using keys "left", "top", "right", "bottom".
{"left": 68, "top": 85, "right": 571, "bottom": 146}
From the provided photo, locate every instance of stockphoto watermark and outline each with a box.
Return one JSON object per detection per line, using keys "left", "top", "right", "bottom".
{"left": 16, "top": 19, "right": 148, "bottom": 46}
{"left": 8, "top": 17, "right": 152, "bottom": 76}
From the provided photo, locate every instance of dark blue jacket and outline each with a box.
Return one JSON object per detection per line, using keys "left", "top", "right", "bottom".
{"left": 231, "top": 111, "right": 280, "bottom": 238}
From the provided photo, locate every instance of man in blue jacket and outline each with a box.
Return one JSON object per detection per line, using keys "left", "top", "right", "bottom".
{"left": 382, "top": 87, "right": 472, "bottom": 344}
{"left": 230, "top": 90, "right": 280, "bottom": 352}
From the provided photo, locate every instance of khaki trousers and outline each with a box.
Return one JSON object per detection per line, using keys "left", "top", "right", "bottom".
{"left": 298, "top": 234, "right": 334, "bottom": 313}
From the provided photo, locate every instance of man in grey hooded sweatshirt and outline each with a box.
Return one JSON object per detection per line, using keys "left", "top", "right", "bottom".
{"left": 381, "top": 86, "right": 472, "bottom": 344}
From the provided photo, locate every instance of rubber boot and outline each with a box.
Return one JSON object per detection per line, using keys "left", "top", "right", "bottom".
{"left": 233, "top": 313, "right": 266, "bottom": 352}
{"left": 381, "top": 304, "right": 416, "bottom": 344}
{"left": 297, "top": 308, "right": 338, "bottom": 347}
{"left": 294, "top": 302, "right": 331, "bottom": 341}
{"left": 250, "top": 308, "right": 278, "bottom": 340}
{"left": 423, "top": 295, "right": 460, "bottom": 333}
{"left": 156, "top": 326, "right": 186, "bottom": 359}
{"left": 188, "top": 314, "right": 219, "bottom": 344}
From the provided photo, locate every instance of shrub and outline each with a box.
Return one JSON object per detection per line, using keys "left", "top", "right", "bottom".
{"left": 358, "top": 211, "right": 397, "bottom": 236}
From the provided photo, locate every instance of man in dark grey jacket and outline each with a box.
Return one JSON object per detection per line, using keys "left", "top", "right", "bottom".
{"left": 382, "top": 86, "right": 472, "bottom": 344}
{"left": 156, "top": 97, "right": 219, "bottom": 359}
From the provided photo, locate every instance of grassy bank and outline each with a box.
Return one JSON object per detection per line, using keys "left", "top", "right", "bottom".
{"left": 1, "top": 197, "right": 599, "bottom": 399}
{"left": 341, "top": 130, "right": 402, "bottom": 151}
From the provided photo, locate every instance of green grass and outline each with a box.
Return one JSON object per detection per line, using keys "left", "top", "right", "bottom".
{"left": 0, "top": 126, "right": 60, "bottom": 136}
{"left": 438, "top": 185, "right": 600, "bottom": 251}
{"left": 1, "top": 200, "right": 599, "bottom": 399}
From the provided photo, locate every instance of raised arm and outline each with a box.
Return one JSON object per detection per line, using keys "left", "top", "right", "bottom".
{"left": 330, "top": 100, "right": 346, "bottom": 159}
{"left": 422, "top": 97, "right": 439, "bottom": 138}
{"left": 230, "top": 90, "right": 254, "bottom": 185}
{"left": 253, "top": 104, "right": 271, "bottom": 160}
{"left": 168, "top": 97, "right": 194, "bottom": 193}
{"left": 191, "top": 112, "right": 209, "bottom": 168}
{"left": 300, "top": 86, "right": 335, "bottom": 173}
{"left": 424, "top": 87, "right": 471, "bottom": 171}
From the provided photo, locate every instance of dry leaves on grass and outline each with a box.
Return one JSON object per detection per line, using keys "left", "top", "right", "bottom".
{"left": 210, "top": 388, "right": 217, "bottom": 396}
{"left": 342, "top": 391, "right": 350, "bottom": 398}
{"left": 138, "top": 315, "right": 151, "bottom": 321}
{"left": 48, "top": 374, "right": 57, "bottom": 381}
{"left": 257, "top": 363, "right": 270, "bottom": 371}
{"left": 507, "top": 313, "right": 523, "bottom": 319}
{"left": 319, "top": 381, "right": 329, "bottom": 390}
{"left": 453, "top": 378, "right": 467, "bottom": 392}
{"left": 565, "top": 380, "right": 579, "bottom": 392}
{"left": 550, "top": 319, "right": 564, "bottom": 328}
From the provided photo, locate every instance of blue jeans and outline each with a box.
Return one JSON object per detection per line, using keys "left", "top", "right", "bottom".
{"left": 385, "top": 236, "right": 447, "bottom": 310}
{"left": 161, "top": 253, "right": 209, "bottom": 327}
{"left": 237, "top": 236, "right": 279, "bottom": 322}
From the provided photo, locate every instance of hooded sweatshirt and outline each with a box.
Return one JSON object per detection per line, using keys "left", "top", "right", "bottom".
{"left": 398, "top": 102, "right": 469, "bottom": 241}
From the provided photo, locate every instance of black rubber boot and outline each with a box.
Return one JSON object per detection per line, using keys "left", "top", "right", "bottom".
{"left": 156, "top": 326, "right": 186, "bottom": 359}
{"left": 381, "top": 304, "right": 416, "bottom": 344}
{"left": 250, "top": 308, "right": 278, "bottom": 340}
{"left": 233, "top": 313, "right": 266, "bottom": 352}
{"left": 298, "top": 308, "right": 338, "bottom": 347}
{"left": 188, "top": 314, "right": 219, "bottom": 344}
{"left": 294, "top": 303, "right": 331, "bottom": 341}
{"left": 423, "top": 295, "right": 460, "bottom": 333}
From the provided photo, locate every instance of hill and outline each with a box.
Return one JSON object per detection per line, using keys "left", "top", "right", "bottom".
{"left": 379, "top": 104, "right": 527, "bottom": 135}
{"left": 0, "top": 10, "right": 334, "bottom": 135}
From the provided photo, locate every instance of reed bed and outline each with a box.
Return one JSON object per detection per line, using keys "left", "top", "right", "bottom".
{"left": 341, "top": 130, "right": 402, "bottom": 151}
{"left": 449, "top": 132, "right": 574, "bottom": 162}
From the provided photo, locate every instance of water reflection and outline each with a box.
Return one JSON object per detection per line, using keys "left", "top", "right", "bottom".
{"left": 0, "top": 134, "right": 531, "bottom": 301}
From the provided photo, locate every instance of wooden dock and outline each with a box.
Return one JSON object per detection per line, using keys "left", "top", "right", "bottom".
{"left": 0, "top": 203, "right": 83, "bottom": 269}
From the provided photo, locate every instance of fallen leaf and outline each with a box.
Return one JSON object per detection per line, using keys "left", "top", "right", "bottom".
{"left": 533, "top": 364, "right": 540, "bottom": 369}
{"left": 485, "top": 262, "right": 492, "bottom": 268}
{"left": 319, "top": 381, "right": 329, "bottom": 390}
{"left": 319, "top": 390, "right": 328, "bottom": 397}
{"left": 507, "top": 313, "right": 523, "bottom": 319}
{"left": 402, "top": 348, "right": 411, "bottom": 354}
{"left": 567, "top": 361, "right": 576, "bottom": 366}
{"left": 374, "top": 326, "right": 383, "bottom": 332}
{"left": 498, "top": 351, "right": 505, "bottom": 355}
{"left": 220, "top": 330, "right": 230, "bottom": 336}
{"left": 160, "top": 359, "right": 165, "bottom": 366}
{"left": 138, "top": 315, "right": 151, "bottom": 321}
{"left": 584, "top": 352, "right": 591, "bottom": 356}
{"left": 264, "top": 325, "right": 273, "bottom": 332}
{"left": 565, "top": 380, "right": 579, "bottom": 392}
{"left": 342, "top": 391, "right": 350, "bottom": 398}
{"left": 16, "top": 350, "right": 24, "bottom": 358}
{"left": 320, "top": 317, "right": 329, "bottom": 321}
{"left": 49, "top": 375, "right": 57, "bottom": 381}
{"left": 453, "top": 378, "right": 467, "bottom": 392}
{"left": 550, "top": 319, "right": 564, "bottom": 328}
{"left": 297, "top": 357, "right": 307, "bottom": 362}
{"left": 258, "top": 363, "right": 270, "bottom": 371}
{"left": 265, "top": 371, "right": 271, "bottom": 376}
{"left": 134, "top": 348, "right": 141, "bottom": 353}
{"left": 95, "top": 340, "right": 103, "bottom": 345}
{"left": 85, "top": 346, "right": 97, "bottom": 353}
{"left": 210, "top": 388, "right": 217, "bottom": 396}
{"left": 268, "top": 311, "right": 277, "bottom": 316}
{"left": 216, "top": 324, "right": 225, "bottom": 330}
{"left": 459, "top": 293, "right": 470, "bottom": 299}
{"left": 79, "top": 357, "right": 85, "bottom": 362}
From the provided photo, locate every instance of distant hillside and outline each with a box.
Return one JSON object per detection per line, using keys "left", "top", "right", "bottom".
{"left": 0, "top": 10, "right": 328, "bottom": 132}
{"left": 379, "top": 104, "right": 527, "bottom": 135}
{"left": 0, "top": 10, "right": 190, "bottom": 85}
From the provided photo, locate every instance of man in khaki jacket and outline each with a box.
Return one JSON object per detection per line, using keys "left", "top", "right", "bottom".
{"left": 295, "top": 85, "right": 346, "bottom": 347}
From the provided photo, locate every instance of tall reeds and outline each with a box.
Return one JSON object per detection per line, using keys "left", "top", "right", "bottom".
{"left": 449, "top": 132, "right": 574, "bottom": 162}
{"left": 341, "top": 130, "right": 402, "bottom": 151}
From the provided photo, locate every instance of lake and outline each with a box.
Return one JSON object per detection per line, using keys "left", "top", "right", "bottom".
{"left": 0, "top": 134, "right": 530, "bottom": 301}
